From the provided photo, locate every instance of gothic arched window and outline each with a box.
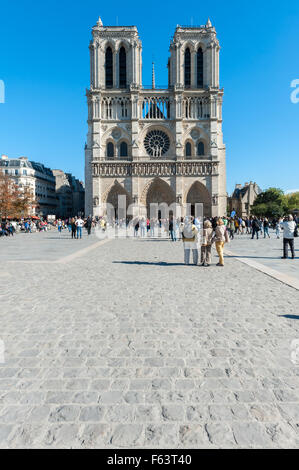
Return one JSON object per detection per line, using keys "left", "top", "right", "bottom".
{"left": 119, "top": 47, "right": 127, "bottom": 88}
{"left": 184, "top": 48, "right": 191, "bottom": 87}
{"left": 197, "top": 47, "right": 203, "bottom": 88}
{"left": 105, "top": 47, "right": 113, "bottom": 88}
{"left": 120, "top": 141, "right": 128, "bottom": 157}
{"left": 185, "top": 142, "right": 192, "bottom": 157}
{"left": 197, "top": 141, "right": 205, "bottom": 156}
{"left": 107, "top": 142, "right": 114, "bottom": 158}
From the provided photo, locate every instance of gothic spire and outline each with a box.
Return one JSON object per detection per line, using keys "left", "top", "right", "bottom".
{"left": 152, "top": 62, "right": 155, "bottom": 89}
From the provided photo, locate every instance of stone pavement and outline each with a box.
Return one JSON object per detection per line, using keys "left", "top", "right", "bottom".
{"left": 1, "top": 231, "right": 299, "bottom": 448}
{"left": 224, "top": 229, "right": 299, "bottom": 283}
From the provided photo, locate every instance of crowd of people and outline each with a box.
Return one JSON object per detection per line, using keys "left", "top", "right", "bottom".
{"left": 0, "top": 218, "right": 49, "bottom": 236}
{"left": 1, "top": 212, "right": 298, "bottom": 264}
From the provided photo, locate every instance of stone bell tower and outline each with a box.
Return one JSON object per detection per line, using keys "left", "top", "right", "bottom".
{"left": 85, "top": 17, "right": 226, "bottom": 219}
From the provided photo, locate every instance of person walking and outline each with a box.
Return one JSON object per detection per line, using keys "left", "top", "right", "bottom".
{"left": 86, "top": 216, "right": 92, "bottom": 236}
{"left": 75, "top": 216, "right": 84, "bottom": 239}
{"left": 71, "top": 217, "right": 77, "bottom": 239}
{"left": 228, "top": 217, "right": 235, "bottom": 240}
{"left": 263, "top": 218, "right": 270, "bottom": 238}
{"left": 182, "top": 217, "right": 199, "bottom": 265}
{"left": 57, "top": 219, "right": 62, "bottom": 234}
{"left": 212, "top": 218, "right": 228, "bottom": 266}
{"left": 280, "top": 215, "right": 296, "bottom": 259}
{"left": 146, "top": 218, "right": 150, "bottom": 235}
{"left": 169, "top": 217, "right": 176, "bottom": 242}
{"left": 134, "top": 219, "right": 139, "bottom": 238}
{"left": 201, "top": 220, "right": 213, "bottom": 266}
{"left": 251, "top": 217, "right": 260, "bottom": 239}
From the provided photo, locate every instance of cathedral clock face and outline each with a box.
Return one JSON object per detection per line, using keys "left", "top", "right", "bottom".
{"left": 144, "top": 130, "right": 170, "bottom": 157}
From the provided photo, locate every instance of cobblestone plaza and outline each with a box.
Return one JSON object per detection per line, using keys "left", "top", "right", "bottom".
{"left": 1, "top": 231, "right": 299, "bottom": 448}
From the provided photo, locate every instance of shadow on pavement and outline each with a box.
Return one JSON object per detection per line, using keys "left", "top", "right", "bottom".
{"left": 279, "top": 315, "right": 299, "bottom": 320}
{"left": 113, "top": 261, "right": 186, "bottom": 266}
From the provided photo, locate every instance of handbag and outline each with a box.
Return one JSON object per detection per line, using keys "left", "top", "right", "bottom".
{"left": 224, "top": 227, "right": 230, "bottom": 243}
{"left": 294, "top": 226, "right": 298, "bottom": 238}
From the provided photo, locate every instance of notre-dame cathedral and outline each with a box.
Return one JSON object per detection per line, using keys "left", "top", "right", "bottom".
{"left": 85, "top": 17, "right": 226, "bottom": 219}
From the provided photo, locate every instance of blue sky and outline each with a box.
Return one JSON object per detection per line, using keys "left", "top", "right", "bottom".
{"left": 0, "top": 0, "right": 298, "bottom": 194}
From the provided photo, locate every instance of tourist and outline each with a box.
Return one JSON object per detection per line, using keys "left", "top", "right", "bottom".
{"left": 263, "top": 218, "right": 270, "bottom": 238}
{"left": 67, "top": 219, "right": 72, "bottom": 233}
{"left": 100, "top": 218, "right": 106, "bottom": 232}
{"left": 169, "top": 216, "right": 176, "bottom": 242}
{"left": 280, "top": 215, "right": 296, "bottom": 259}
{"left": 201, "top": 220, "right": 213, "bottom": 266}
{"left": 71, "top": 217, "right": 76, "bottom": 239}
{"left": 212, "top": 218, "right": 228, "bottom": 266}
{"left": 75, "top": 216, "right": 84, "bottom": 239}
{"left": 86, "top": 216, "right": 92, "bottom": 235}
{"left": 134, "top": 219, "right": 139, "bottom": 237}
{"left": 57, "top": 219, "right": 62, "bottom": 233}
{"left": 182, "top": 216, "right": 199, "bottom": 265}
{"left": 251, "top": 217, "right": 260, "bottom": 239}
{"left": 228, "top": 217, "right": 235, "bottom": 239}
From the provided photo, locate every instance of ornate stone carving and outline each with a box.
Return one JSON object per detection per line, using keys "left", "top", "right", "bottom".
{"left": 112, "top": 128, "right": 121, "bottom": 140}
{"left": 92, "top": 161, "right": 218, "bottom": 178}
{"left": 212, "top": 194, "right": 218, "bottom": 205}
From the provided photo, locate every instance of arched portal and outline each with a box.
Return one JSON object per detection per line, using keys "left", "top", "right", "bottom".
{"left": 186, "top": 181, "right": 211, "bottom": 217}
{"left": 105, "top": 182, "right": 132, "bottom": 221}
{"left": 145, "top": 178, "right": 176, "bottom": 219}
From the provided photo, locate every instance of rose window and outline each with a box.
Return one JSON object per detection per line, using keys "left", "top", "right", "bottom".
{"left": 144, "top": 130, "right": 170, "bottom": 157}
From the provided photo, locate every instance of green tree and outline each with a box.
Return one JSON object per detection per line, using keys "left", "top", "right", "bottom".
{"left": 251, "top": 187, "right": 287, "bottom": 218}
{"left": 285, "top": 192, "right": 299, "bottom": 212}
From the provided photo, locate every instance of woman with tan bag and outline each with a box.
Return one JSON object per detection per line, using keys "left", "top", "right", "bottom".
{"left": 212, "top": 218, "right": 229, "bottom": 266}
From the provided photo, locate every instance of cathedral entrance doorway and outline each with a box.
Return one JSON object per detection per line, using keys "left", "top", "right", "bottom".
{"left": 186, "top": 181, "right": 211, "bottom": 218}
{"left": 106, "top": 182, "right": 132, "bottom": 221}
{"left": 145, "top": 178, "right": 176, "bottom": 219}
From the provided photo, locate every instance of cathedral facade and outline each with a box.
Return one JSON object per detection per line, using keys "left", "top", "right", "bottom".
{"left": 85, "top": 17, "right": 226, "bottom": 219}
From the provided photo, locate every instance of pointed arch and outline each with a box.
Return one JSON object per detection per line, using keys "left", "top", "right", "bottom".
{"left": 119, "top": 46, "right": 127, "bottom": 88}
{"left": 105, "top": 46, "right": 113, "bottom": 88}
{"left": 184, "top": 47, "right": 191, "bottom": 87}
{"left": 143, "top": 178, "right": 176, "bottom": 218}
{"left": 197, "top": 141, "right": 205, "bottom": 156}
{"left": 104, "top": 180, "right": 132, "bottom": 220}
{"left": 185, "top": 181, "right": 211, "bottom": 217}
{"left": 185, "top": 141, "right": 192, "bottom": 158}
{"left": 197, "top": 47, "right": 203, "bottom": 88}
{"left": 106, "top": 141, "right": 114, "bottom": 159}
{"left": 119, "top": 141, "right": 128, "bottom": 157}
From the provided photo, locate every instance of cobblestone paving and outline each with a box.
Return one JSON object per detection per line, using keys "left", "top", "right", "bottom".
{"left": 225, "top": 229, "right": 299, "bottom": 281}
{"left": 1, "top": 233, "right": 299, "bottom": 448}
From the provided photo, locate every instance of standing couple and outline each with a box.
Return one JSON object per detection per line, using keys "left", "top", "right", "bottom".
{"left": 182, "top": 217, "right": 229, "bottom": 267}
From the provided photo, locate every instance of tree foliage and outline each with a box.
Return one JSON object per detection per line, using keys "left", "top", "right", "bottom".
{"left": 251, "top": 188, "right": 299, "bottom": 218}
{"left": 251, "top": 187, "right": 288, "bottom": 218}
{"left": 0, "top": 173, "right": 36, "bottom": 219}
{"left": 285, "top": 192, "right": 299, "bottom": 212}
